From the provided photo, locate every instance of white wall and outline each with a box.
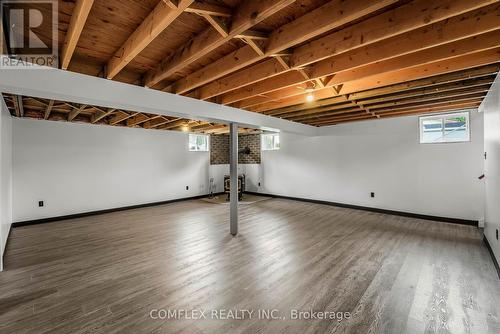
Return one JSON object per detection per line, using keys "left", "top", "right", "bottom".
{"left": 480, "top": 72, "right": 500, "bottom": 263}
{"left": 0, "top": 98, "right": 13, "bottom": 271}
{"left": 12, "top": 119, "right": 210, "bottom": 222}
{"left": 255, "top": 112, "right": 485, "bottom": 221}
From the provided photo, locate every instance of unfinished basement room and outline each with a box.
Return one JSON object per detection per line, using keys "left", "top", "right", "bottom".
{"left": 1, "top": 0, "right": 500, "bottom": 333}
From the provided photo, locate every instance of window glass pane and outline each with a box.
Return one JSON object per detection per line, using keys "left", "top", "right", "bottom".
{"left": 189, "top": 134, "right": 208, "bottom": 151}
{"left": 274, "top": 135, "right": 280, "bottom": 149}
{"left": 262, "top": 133, "right": 280, "bottom": 150}
{"left": 443, "top": 115, "right": 469, "bottom": 142}
{"left": 421, "top": 119, "right": 443, "bottom": 143}
{"left": 420, "top": 111, "right": 470, "bottom": 144}
{"left": 189, "top": 135, "right": 197, "bottom": 150}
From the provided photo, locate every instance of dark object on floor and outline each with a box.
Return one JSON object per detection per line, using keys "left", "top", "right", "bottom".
{"left": 224, "top": 174, "right": 245, "bottom": 201}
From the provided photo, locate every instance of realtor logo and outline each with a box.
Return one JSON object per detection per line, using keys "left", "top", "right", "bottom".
{"left": 1, "top": 0, "right": 58, "bottom": 68}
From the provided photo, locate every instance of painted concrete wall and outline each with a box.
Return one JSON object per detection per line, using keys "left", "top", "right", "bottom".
{"left": 255, "top": 112, "right": 485, "bottom": 221}
{"left": 480, "top": 72, "right": 500, "bottom": 264}
{"left": 12, "top": 119, "right": 211, "bottom": 222}
{"left": 0, "top": 98, "right": 13, "bottom": 271}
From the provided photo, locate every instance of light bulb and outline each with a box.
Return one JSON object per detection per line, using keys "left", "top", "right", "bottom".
{"left": 306, "top": 93, "right": 314, "bottom": 102}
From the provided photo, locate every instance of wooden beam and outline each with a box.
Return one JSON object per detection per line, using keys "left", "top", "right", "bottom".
{"left": 376, "top": 102, "right": 481, "bottom": 117}
{"left": 266, "top": 95, "right": 350, "bottom": 116}
{"left": 44, "top": 100, "right": 54, "bottom": 119}
{"left": 292, "top": 0, "right": 499, "bottom": 67}
{"left": 330, "top": 102, "right": 479, "bottom": 126}
{"left": 309, "top": 101, "right": 481, "bottom": 126}
{"left": 193, "top": 58, "right": 288, "bottom": 100}
{"left": 109, "top": 111, "right": 137, "bottom": 125}
{"left": 91, "top": 107, "right": 116, "bottom": 123}
{"left": 127, "top": 114, "right": 161, "bottom": 127}
{"left": 170, "top": 0, "right": 397, "bottom": 94}
{"left": 185, "top": 1, "right": 232, "bottom": 17}
{"left": 188, "top": 0, "right": 498, "bottom": 100}
{"left": 143, "top": 117, "right": 172, "bottom": 129}
{"left": 234, "top": 30, "right": 268, "bottom": 40}
{"left": 202, "top": 14, "right": 228, "bottom": 37}
{"left": 315, "top": 4, "right": 500, "bottom": 79}
{"left": 13, "top": 95, "right": 24, "bottom": 117}
{"left": 225, "top": 29, "right": 500, "bottom": 106}
{"left": 145, "top": 0, "right": 296, "bottom": 88}
{"left": 368, "top": 94, "right": 486, "bottom": 113}
{"left": 286, "top": 104, "right": 361, "bottom": 121}
{"left": 106, "top": 0, "right": 194, "bottom": 79}
{"left": 356, "top": 77, "right": 494, "bottom": 106}
{"left": 159, "top": 118, "right": 189, "bottom": 130}
{"left": 339, "top": 102, "right": 482, "bottom": 125}
{"left": 291, "top": 89, "right": 488, "bottom": 122}
{"left": 0, "top": 15, "right": 8, "bottom": 55}
{"left": 347, "top": 64, "right": 500, "bottom": 101}
{"left": 60, "top": 0, "right": 95, "bottom": 70}
{"left": 68, "top": 104, "right": 87, "bottom": 121}
{"left": 244, "top": 48, "right": 500, "bottom": 112}
{"left": 244, "top": 38, "right": 265, "bottom": 56}
{"left": 336, "top": 48, "right": 500, "bottom": 96}
{"left": 363, "top": 87, "right": 490, "bottom": 110}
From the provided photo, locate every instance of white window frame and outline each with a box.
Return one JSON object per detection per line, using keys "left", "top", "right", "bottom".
{"left": 419, "top": 111, "right": 470, "bottom": 144}
{"left": 189, "top": 134, "right": 209, "bottom": 152}
{"left": 261, "top": 133, "right": 280, "bottom": 151}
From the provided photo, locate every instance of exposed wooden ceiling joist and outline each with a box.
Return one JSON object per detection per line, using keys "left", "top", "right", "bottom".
{"left": 5, "top": 1, "right": 500, "bottom": 128}
{"left": 227, "top": 28, "right": 500, "bottom": 107}
{"left": 184, "top": 1, "right": 232, "bottom": 17}
{"left": 169, "top": 0, "right": 398, "bottom": 94}
{"left": 14, "top": 95, "right": 24, "bottom": 117}
{"left": 292, "top": 0, "right": 499, "bottom": 68}
{"left": 68, "top": 103, "right": 87, "bottom": 121}
{"left": 247, "top": 49, "right": 500, "bottom": 113}
{"left": 106, "top": 0, "right": 194, "bottom": 79}
{"left": 60, "top": 0, "right": 95, "bottom": 70}
{"left": 310, "top": 101, "right": 481, "bottom": 126}
{"left": 144, "top": 0, "right": 296, "bottom": 88}
{"left": 0, "top": 14, "right": 7, "bottom": 55}
{"left": 291, "top": 90, "right": 488, "bottom": 123}
{"left": 91, "top": 107, "right": 115, "bottom": 124}
{"left": 44, "top": 100, "right": 54, "bottom": 120}
{"left": 194, "top": 0, "right": 500, "bottom": 102}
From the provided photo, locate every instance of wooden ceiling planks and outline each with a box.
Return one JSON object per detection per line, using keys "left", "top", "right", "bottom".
{"left": 4, "top": 0, "right": 499, "bottom": 128}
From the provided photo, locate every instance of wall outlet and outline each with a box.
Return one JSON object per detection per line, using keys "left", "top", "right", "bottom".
{"left": 478, "top": 218, "right": 485, "bottom": 228}
{"left": 38, "top": 200, "right": 44, "bottom": 207}
{"left": 370, "top": 192, "right": 375, "bottom": 198}
{"left": 186, "top": 185, "right": 189, "bottom": 190}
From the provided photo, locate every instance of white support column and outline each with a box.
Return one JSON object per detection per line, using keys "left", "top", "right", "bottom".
{"left": 229, "top": 122, "right": 238, "bottom": 236}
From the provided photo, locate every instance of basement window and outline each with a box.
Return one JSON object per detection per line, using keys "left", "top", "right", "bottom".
{"left": 189, "top": 134, "right": 209, "bottom": 152}
{"left": 262, "top": 133, "right": 280, "bottom": 151}
{"left": 419, "top": 111, "right": 470, "bottom": 144}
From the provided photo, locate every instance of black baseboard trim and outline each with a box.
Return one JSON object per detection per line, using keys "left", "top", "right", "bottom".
{"left": 245, "top": 191, "right": 478, "bottom": 227}
{"left": 13, "top": 193, "right": 224, "bottom": 228}
{"left": 483, "top": 236, "right": 500, "bottom": 280}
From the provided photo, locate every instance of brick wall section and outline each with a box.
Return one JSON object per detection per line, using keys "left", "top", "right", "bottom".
{"left": 210, "top": 134, "right": 229, "bottom": 165}
{"left": 210, "top": 134, "right": 261, "bottom": 164}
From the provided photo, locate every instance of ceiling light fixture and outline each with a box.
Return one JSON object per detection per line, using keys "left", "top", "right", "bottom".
{"left": 306, "top": 93, "right": 315, "bottom": 102}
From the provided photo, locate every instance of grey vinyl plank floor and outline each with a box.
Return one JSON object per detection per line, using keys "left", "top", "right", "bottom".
{"left": 1, "top": 198, "right": 499, "bottom": 334}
